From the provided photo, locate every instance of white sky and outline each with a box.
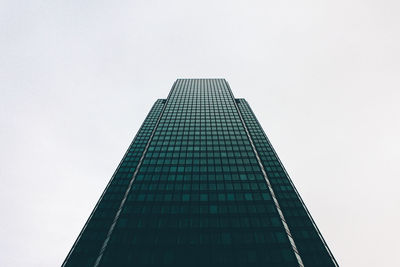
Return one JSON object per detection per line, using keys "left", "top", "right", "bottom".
{"left": 1, "top": 1, "right": 399, "bottom": 266}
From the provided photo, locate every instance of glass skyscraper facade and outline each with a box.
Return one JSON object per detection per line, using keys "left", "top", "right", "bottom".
{"left": 63, "top": 79, "right": 337, "bottom": 267}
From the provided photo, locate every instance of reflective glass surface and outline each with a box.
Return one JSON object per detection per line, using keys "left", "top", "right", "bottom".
{"left": 64, "top": 79, "right": 336, "bottom": 267}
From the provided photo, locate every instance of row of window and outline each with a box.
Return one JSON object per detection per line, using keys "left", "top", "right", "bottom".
{"left": 131, "top": 181, "right": 267, "bottom": 190}
{"left": 141, "top": 157, "right": 256, "bottom": 165}
{"left": 137, "top": 164, "right": 259, "bottom": 173}
{"left": 143, "top": 152, "right": 256, "bottom": 159}
{"left": 147, "top": 145, "right": 253, "bottom": 152}
{"left": 108, "top": 229, "right": 290, "bottom": 248}
{"left": 152, "top": 133, "right": 247, "bottom": 139}
{"left": 127, "top": 192, "right": 272, "bottom": 203}
{"left": 149, "top": 141, "right": 250, "bottom": 147}
{"left": 101, "top": 247, "right": 295, "bottom": 266}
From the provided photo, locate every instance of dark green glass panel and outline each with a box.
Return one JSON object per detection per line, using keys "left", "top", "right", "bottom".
{"left": 64, "top": 79, "right": 337, "bottom": 267}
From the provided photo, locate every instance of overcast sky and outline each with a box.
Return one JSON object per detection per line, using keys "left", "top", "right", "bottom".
{"left": 1, "top": 1, "right": 399, "bottom": 266}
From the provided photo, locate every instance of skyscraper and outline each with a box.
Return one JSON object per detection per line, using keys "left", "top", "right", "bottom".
{"left": 63, "top": 79, "right": 337, "bottom": 267}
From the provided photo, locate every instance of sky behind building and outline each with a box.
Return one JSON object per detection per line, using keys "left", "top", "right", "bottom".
{"left": 1, "top": 1, "right": 399, "bottom": 266}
